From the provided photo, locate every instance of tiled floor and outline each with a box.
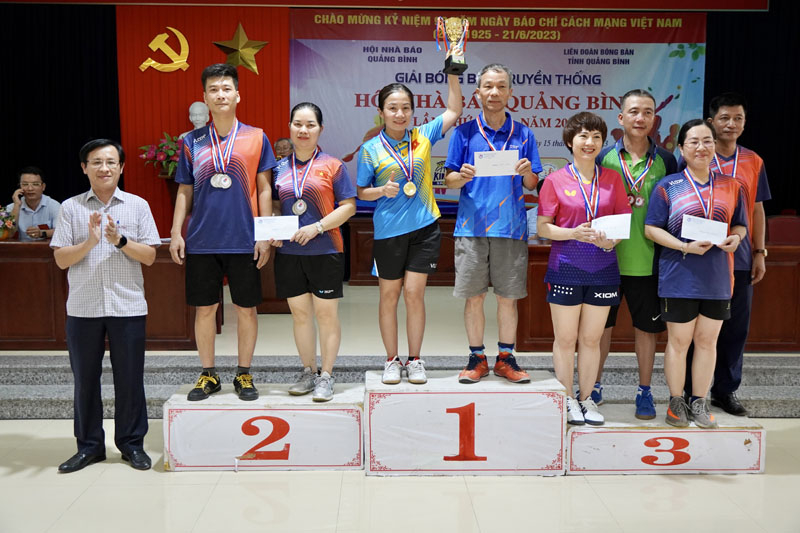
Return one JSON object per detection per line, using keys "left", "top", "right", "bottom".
{"left": 2, "top": 286, "right": 799, "bottom": 532}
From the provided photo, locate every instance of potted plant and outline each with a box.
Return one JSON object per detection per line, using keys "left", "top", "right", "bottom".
{"left": 139, "top": 133, "right": 183, "bottom": 177}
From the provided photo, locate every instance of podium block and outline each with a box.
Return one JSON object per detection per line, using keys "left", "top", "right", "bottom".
{"left": 365, "top": 370, "right": 566, "bottom": 476}
{"left": 567, "top": 404, "right": 765, "bottom": 475}
{"left": 163, "top": 383, "right": 363, "bottom": 471}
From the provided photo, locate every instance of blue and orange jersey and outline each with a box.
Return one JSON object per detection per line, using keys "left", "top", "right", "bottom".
{"left": 445, "top": 112, "right": 543, "bottom": 240}
{"left": 710, "top": 145, "right": 771, "bottom": 270}
{"left": 273, "top": 151, "right": 356, "bottom": 255}
{"left": 538, "top": 166, "right": 631, "bottom": 286}
{"left": 176, "top": 122, "right": 276, "bottom": 253}
{"left": 646, "top": 171, "right": 747, "bottom": 300}
{"left": 356, "top": 115, "right": 444, "bottom": 240}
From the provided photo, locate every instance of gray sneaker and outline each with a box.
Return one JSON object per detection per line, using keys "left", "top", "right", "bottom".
{"left": 665, "top": 396, "right": 690, "bottom": 427}
{"left": 288, "top": 367, "right": 316, "bottom": 396}
{"left": 312, "top": 372, "right": 335, "bottom": 402}
{"left": 690, "top": 397, "right": 718, "bottom": 429}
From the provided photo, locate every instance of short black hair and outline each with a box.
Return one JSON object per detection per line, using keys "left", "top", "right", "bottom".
{"left": 79, "top": 139, "right": 125, "bottom": 164}
{"left": 562, "top": 112, "right": 608, "bottom": 152}
{"left": 620, "top": 89, "right": 656, "bottom": 111}
{"left": 202, "top": 63, "right": 239, "bottom": 90}
{"left": 677, "top": 118, "right": 716, "bottom": 146}
{"left": 18, "top": 166, "right": 44, "bottom": 182}
{"left": 708, "top": 92, "right": 747, "bottom": 119}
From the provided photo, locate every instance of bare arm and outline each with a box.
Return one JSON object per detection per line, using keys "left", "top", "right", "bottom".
{"left": 254, "top": 170, "right": 273, "bottom": 268}
{"left": 357, "top": 181, "right": 400, "bottom": 201}
{"left": 169, "top": 184, "right": 193, "bottom": 265}
{"left": 290, "top": 198, "right": 357, "bottom": 246}
{"left": 440, "top": 74, "right": 463, "bottom": 134}
{"left": 445, "top": 166, "right": 474, "bottom": 189}
{"left": 105, "top": 215, "right": 157, "bottom": 266}
{"left": 53, "top": 212, "right": 101, "bottom": 269}
{"left": 644, "top": 225, "right": 713, "bottom": 256}
{"left": 751, "top": 201, "right": 766, "bottom": 284}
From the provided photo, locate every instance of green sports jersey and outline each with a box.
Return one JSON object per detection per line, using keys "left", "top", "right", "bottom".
{"left": 597, "top": 138, "right": 677, "bottom": 276}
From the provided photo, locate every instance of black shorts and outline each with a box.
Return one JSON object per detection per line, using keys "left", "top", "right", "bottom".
{"left": 274, "top": 252, "right": 344, "bottom": 299}
{"left": 660, "top": 297, "right": 731, "bottom": 323}
{"left": 372, "top": 221, "right": 441, "bottom": 280}
{"left": 546, "top": 283, "right": 621, "bottom": 306}
{"left": 185, "top": 253, "right": 262, "bottom": 308}
{"left": 605, "top": 275, "right": 667, "bottom": 333}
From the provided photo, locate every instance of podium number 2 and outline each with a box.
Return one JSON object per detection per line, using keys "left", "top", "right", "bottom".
{"left": 444, "top": 403, "right": 487, "bottom": 462}
{"left": 240, "top": 416, "right": 291, "bottom": 460}
{"left": 641, "top": 437, "right": 691, "bottom": 466}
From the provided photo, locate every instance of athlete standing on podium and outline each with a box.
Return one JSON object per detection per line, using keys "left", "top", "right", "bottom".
{"left": 357, "top": 74, "right": 462, "bottom": 385}
{"left": 170, "top": 63, "right": 277, "bottom": 402}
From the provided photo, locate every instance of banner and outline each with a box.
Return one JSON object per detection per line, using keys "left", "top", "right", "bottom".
{"left": 290, "top": 10, "right": 706, "bottom": 207}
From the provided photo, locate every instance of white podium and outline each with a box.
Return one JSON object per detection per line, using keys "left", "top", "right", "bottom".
{"left": 365, "top": 370, "right": 566, "bottom": 476}
{"left": 163, "top": 383, "right": 364, "bottom": 471}
{"left": 567, "top": 404, "right": 765, "bottom": 475}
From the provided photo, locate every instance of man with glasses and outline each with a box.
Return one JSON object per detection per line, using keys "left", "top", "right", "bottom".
{"left": 7, "top": 166, "right": 60, "bottom": 241}
{"left": 51, "top": 139, "right": 161, "bottom": 473}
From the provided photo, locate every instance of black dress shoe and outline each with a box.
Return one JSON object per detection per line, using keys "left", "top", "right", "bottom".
{"left": 58, "top": 451, "right": 106, "bottom": 473}
{"left": 711, "top": 392, "right": 748, "bottom": 416}
{"left": 121, "top": 449, "right": 152, "bottom": 470}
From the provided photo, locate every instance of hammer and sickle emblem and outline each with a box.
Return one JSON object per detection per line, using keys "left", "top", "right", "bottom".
{"left": 139, "top": 27, "right": 189, "bottom": 72}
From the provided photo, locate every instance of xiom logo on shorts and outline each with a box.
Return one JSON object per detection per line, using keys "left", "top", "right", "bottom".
{"left": 430, "top": 262, "right": 437, "bottom": 269}
{"left": 318, "top": 289, "right": 334, "bottom": 294}
{"left": 594, "top": 291, "right": 618, "bottom": 299}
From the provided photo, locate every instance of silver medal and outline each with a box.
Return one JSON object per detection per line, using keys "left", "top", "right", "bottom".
{"left": 292, "top": 199, "right": 307, "bottom": 215}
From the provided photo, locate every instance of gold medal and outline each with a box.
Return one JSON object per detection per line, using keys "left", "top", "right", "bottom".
{"left": 403, "top": 181, "right": 417, "bottom": 197}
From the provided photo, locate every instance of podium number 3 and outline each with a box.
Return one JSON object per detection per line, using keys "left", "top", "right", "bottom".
{"left": 240, "top": 416, "right": 291, "bottom": 460}
{"left": 641, "top": 437, "right": 691, "bottom": 466}
{"left": 444, "top": 403, "right": 487, "bottom": 461}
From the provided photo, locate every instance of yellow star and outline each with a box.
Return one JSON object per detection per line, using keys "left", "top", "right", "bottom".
{"left": 213, "top": 23, "right": 267, "bottom": 75}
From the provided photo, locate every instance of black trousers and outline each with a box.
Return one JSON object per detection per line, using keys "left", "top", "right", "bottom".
{"left": 684, "top": 270, "right": 753, "bottom": 396}
{"left": 66, "top": 315, "right": 148, "bottom": 455}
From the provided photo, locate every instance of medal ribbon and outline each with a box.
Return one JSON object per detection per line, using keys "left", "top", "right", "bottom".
{"left": 379, "top": 130, "right": 414, "bottom": 184}
{"left": 475, "top": 114, "right": 515, "bottom": 152}
{"left": 617, "top": 149, "right": 653, "bottom": 195}
{"left": 436, "top": 17, "right": 448, "bottom": 52}
{"left": 209, "top": 119, "right": 240, "bottom": 175}
{"left": 683, "top": 168, "right": 715, "bottom": 219}
{"left": 712, "top": 146, "right": 739, "bottom": 178}
{"left": 291, "top": 148, "right": 319, "bottom": 200}
{"left": 567, "top": 163, "right": 600, "bottom": 222}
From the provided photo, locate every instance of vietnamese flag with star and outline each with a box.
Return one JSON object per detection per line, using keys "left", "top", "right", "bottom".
{"left": 116, "top": 5, "right": 290, "bottom": 233}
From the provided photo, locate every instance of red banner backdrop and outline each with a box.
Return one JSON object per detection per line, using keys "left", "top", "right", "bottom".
{"left": 116, "top": 6, "right": 290, "bottom": 234}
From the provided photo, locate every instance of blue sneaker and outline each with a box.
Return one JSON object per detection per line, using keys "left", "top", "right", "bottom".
{"left": 635, "top": 387, "right": 656, "bottom": 420}
{"left": 591, "top": 382, "right": 604, "bottom": 406}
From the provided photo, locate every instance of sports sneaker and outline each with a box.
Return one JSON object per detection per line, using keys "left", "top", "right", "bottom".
{"left": 665, "top": 396, "right": 690, "bottom": 427}
{"left": 406, "top": 359, "right": 427, "bottom": 384}
{"left": 566, "top": 396, "right": 585, "bottom": 425}
{"left": 635, "top": 387, "right": 657, "bottom": 420}
{"left": 690, "top": 397, "right": 718, "bottom": 429}
{"left": 187, "top": 372, "right": 221, "bottom": 401}
{"left": 591, "top": 382, "right": 604, "bottom": 405}
{"left": 382, "top": 357, "right": 403, "bottom": 384}
{"left": 233, "top": 373, "right": 259, "bottom": 401}
{"left": 458, "top": 353, "right": 489, "bottom": 383}
{"left": 580, "top": 397, "right": 604, "bottom": 426}
{"left": 312, "top": 372, "right": 335, "bottom": 402}
{"left": 493, "top": 353, "right": 531, "bottom": 383}
{"left": 288, "top": 367, "right": 317, "bottom": 396}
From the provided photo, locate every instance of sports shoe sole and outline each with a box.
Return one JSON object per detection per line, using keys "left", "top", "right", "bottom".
{"left": 186, "top": 383, "right": 221, "bottom": 401}
{"left": 493, "top": 370, "right": 531, "bottom": 383}
{"left": 635, "top": 413, "right": 657, "bottom": 420}
{"left": 458, "top": 370, "right": 489, "bottom": 384}
{"left": 407, "top": 377, "right": 427, "bottom": 384}
{"left": 665, "top": 417, "right": 689, "bottom": 428}
{"left": 288, "top": 389, "right": 313, "bottom": 396}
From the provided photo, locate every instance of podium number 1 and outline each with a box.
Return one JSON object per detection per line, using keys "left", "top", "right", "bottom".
{"left": 444, "top": 403, "right": 487, "bottom": 462}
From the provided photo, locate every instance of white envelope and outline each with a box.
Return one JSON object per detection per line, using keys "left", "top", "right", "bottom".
{"left": 473, "top": 150, "right": 519, "bottom": 177}
{"left": 254, "top": 216, "right": 299, "bottom": 241}
{"left": 681, "top": 214, "right": 728, "bottom": 245}
{"left": 591, "top": 213, "right": 631, "bottom": 240}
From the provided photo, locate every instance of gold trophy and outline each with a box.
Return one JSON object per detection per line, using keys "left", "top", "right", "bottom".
{"left": 436, "top": 16, "right": 469, "bottom": 75}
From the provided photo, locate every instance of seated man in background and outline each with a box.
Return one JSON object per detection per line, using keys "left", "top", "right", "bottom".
{"left": 273, "top": 137, "right": 294, "bottom": 160}
{"left": 7, "top": 166, "right": 60, "bottom": 240}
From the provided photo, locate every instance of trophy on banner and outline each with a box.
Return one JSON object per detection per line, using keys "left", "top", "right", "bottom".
{"left": 436, "top": 16, "right": 469, "bottom": 75}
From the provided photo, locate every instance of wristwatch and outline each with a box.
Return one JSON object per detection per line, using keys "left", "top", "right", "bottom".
{"left": 315, "top": 221, "right": 324, "bottom": 235}
{"left": 115, "top": 235, "right": 128, "bottom": 249}
{"left": 753, "top": 248, "right": 768, "bottom": 258}
{"left": 40, "top": 230, "right": 46, "bottom": 239}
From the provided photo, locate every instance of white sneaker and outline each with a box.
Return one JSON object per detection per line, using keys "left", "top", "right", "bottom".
{"left": 405, "top": 359, "right": 427, "bottom": 384}
{"left": 382, "top": 357, "right": 403, "bottom": 384}
{"left": 580, "top": 398, "right": 605, "bottom": 426}
{"left": 566, "top": 396, "right": 585, "bottom": 425}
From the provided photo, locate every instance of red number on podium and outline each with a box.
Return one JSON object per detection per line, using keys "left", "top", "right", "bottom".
{"left": 443, "top": 403, "right": 487, "bottom": 462}
{"left": 240, "top": 416, "right": 291, "bottom": 460}
{"left": 641, "top": 437, "right": 691, "bottom": 466}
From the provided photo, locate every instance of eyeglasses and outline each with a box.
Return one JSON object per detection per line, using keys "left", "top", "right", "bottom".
{"left": 87, "top": 160, "right": 120, "bottom": 169}
{"left": 683, "top": 139, "right": 715, "bottom": 149}
{"left": 20, "top": 182, "right": 43, "bottom": 188}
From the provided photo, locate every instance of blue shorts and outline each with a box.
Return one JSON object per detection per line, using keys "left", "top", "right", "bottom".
{"left": 546, "top": 283, "right": 621, "bottom": 307}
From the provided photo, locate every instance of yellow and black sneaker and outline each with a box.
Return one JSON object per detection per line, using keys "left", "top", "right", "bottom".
{"left": 233, "top": 373, "right": 259, "bottom": 401}
{"left": 187, "top": 372, "right": 221, "bottom": 401}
